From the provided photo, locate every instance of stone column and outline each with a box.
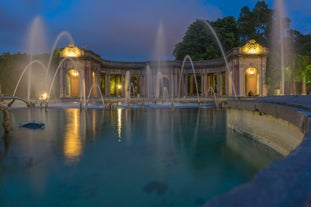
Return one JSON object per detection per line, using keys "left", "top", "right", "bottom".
{"left": 217, "top": 72, "right": 221, "bottom": 96}
{"left": 106, "top": 73, "right": 110, "bottom": 96}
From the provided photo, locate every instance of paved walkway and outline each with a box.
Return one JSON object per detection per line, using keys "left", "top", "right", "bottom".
{"left": 204, "top": 95, "right": 311, "bottom": 207}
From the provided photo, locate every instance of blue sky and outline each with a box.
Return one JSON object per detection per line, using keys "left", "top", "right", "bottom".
{"left": 0, "top": 0, "right": 310, "bottom": 61}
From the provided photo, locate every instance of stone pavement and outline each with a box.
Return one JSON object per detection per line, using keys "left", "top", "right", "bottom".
{"left": 204, "top": 95, "right": 311, "bottom": 207}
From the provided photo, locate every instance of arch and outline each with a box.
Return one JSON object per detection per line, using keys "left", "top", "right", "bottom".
{"left": 162, "top": 76, "right": 169, "bottom": 97}
{"left": 67, "top": 69, "right": 80, "bottom": 97}
{"left": 245, "top": 67, "right": 259, "bottom": 96}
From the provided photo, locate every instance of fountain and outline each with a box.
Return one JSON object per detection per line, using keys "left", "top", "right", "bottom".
{"left": 129, "top": 82, "right": 135, "bottom": 96}
{"left": 178, "top": 55, "right": 200, "bottom": 104}
{"left": 162, "top": 86, "right": 168, "bottom": 103}
{"left": 85, "top": 83, "right": 105, "bottom": 110}
{"left": 26, "top": 16, "right": 47, "bottom": 100}
{"left": 201, "top": 20, "right": 237, "bottom": 98}
{"left": 145, "top": 65, "right": 152, "bottom": 99}
{"left": 13, "top": 60, "right": 46, "bottom": 97}
{"left": 154, "top": 23, "right": 169, "bottom": 99}
{"left": 125, "top": 70, "right": 131, "bottom": 99}
{"left": 0, "top": 14, "right": 291, "bottom": 207}
{"left": 207, "top": 87, "right": 218, "bottom": 108}
{"left": 45, "top": 31, "right": 74, "bottom": 84}
{"left": 45, "top": 57, "right": 81, "bottom": 109}
{"left": 271, "top": 0, "right": 290, "bottom": 95}
{"left": 23, "top": 16, "right": 74, "bottom": 101}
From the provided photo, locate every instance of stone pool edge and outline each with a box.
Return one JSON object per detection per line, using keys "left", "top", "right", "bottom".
{"left": 204, "top": 98, "right": 311, "bottom": 207}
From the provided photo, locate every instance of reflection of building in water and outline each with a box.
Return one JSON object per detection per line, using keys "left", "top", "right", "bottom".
{"left": 91, "top": 110, "right": 97, "bottom": 137}
{"left": 109, "top": 108, "right": 123, "bottom": 142}
{"left": 117, "top": 108, "right": 122, "bottom": 141}
{"left": 64, "top": 109, "right": 82, "bottom": 163}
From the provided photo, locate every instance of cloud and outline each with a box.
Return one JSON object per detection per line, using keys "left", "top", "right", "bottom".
{"left": 0, "top": 0, "right": 223, "bottom": 60}
{"left": 1, "top": 0, "right": 310, "bottom": 60}
{"left": 46, "top": 0, "right": 222, "bottom": 60}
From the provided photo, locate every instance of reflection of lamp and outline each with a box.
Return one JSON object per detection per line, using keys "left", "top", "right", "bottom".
{"left": 64, "top": 109, "right": 82, "bottom": 164}
{"left": 117, "top": 108, "right": 122, "bottom": 142}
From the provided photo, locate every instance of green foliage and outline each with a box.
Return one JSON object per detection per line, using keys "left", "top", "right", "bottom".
{"left": 173, "top": 19, "right": 210, "bottom": 60}
{"left": 0, "top": 52, "right": 29, "bottom": 95}
{"left": 174, "top": 1, "right": 272, "bottom": 60}
{"left": 173, "top": 0, "right": 311, "bottom": 93}
{"left": 173, "top": 17, "right": 238, "bottom": 61}
{"left": 238, "top": 1, "right": 272, "bottom": 46}
{"left": 0, "top": 52, "right": 60, "bottom": 96}
{"left": 306, "top": 65, "right": 311, "bottom": 84}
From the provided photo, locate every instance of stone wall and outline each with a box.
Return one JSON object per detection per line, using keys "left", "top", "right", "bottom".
{"left": 204, "top": 98, "right": 311, "bottom": 207}
{"left": 223, "top": 99, "right": 311, "bottom": 155}
{"left": 227, "top": 108, "right": 304, "bottom": 156}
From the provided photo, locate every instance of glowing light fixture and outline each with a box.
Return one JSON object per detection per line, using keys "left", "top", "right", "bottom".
{"left": 39, "top": 92, "right": 48, "bottom": 101}
{"left": 242, "top": 40, "right": 264, "bottom": 55}
{"left": 69, "top": 69, "right": 79, "bottom": 77}
{"left": 60, "top": 43, "right": 84, "bottom": 58}
{"left": 246, "top": 67, "right": 256, "bottom": 75}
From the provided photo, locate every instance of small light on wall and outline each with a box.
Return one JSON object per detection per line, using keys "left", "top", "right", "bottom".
{"left": 247, "top": 67, "right": 256, "bottom": 75}
{"left": 69, "top": 69, "right": 79, "bottom": 77}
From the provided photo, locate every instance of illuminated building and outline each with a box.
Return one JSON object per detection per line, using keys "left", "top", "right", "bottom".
{"left": 57, "top": 40, "right": 268, "bottom": 100}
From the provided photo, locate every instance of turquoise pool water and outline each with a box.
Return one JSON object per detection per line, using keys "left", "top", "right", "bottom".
{"left": 0, "top": 108, "right": 281, "bottom": 207}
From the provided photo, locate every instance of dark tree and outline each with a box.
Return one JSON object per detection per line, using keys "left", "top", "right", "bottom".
{"left": 237, "top": 1, "right": 272, "bottom": 46}
{"left": 173, "top": 17, "right": 239, "bottom": 61}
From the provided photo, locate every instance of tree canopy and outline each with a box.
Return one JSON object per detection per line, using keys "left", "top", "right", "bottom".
{"left": 173, "top": 16, "right": 238, "bottom": 61}
{"left": 173, "top": 0, "right": 311, "bottom": 93}
{"left": 174, "top": 1, "right": 276, "bottom": 61}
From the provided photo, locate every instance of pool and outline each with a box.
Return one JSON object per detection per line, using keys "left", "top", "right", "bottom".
{"left": 0, "top": 108, "right": 282, "bottom": 207}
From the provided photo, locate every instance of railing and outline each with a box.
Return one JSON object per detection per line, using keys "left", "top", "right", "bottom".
{"left": 0, "top": 94, "right": 31, "bottom": 133}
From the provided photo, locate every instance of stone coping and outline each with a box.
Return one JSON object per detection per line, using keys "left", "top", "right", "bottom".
{"left": 204, "top": 96, "right": 311, "bottom": 207}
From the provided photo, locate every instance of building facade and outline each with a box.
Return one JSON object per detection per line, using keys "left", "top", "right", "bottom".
{"left": 58, "top": 40, "right": 268, "bottom": 100}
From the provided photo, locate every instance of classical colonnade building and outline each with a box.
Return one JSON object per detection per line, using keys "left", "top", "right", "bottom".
{"left": 58, "top": 40, "right": 268, "bottom": 100}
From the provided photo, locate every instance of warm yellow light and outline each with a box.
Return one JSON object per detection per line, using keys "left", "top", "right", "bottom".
{"left": 69, "top": 69, "right": 79, "bottom": 77}
{"left": 39, "top": 92, "right": 48, "bottom": 101}
{"left": 60, "top": 43, "right": 84, "bottom": 58}
{"left": 64, "top": 109, "right": 82, "bottom": 163}
{"left": 117, "top": 84, "right": 121, "bottom": 89}
{"left": 42, "top": 92, "right": 48, "bottom": 100}
{"left": 242, "top": 40, "right": 263, "bottom": 55}
{"left": 246, "top": 67, "right": 256, "bottom": 75}
{"left": 117, "top": 108, "right": 122, "bottom": 141}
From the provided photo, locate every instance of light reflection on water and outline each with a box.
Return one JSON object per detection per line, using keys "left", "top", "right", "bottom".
{"left": 117, "top": 108, "right": 122, "bottom": 141}
{"left": 0, "top": 108, "right": 282, "bottom": 207}
{"left": 64, "top": 108, "right": 82, "bottom": 163}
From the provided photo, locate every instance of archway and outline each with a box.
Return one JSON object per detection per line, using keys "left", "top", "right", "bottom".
{"left": 161, "top": 76, "right": 169, "bottom": 98}
{"left": 67, "top": 69, "right": 80, "bottom": 97}
{"left": 245, "top": 67, "right": 258, "bottom": 96}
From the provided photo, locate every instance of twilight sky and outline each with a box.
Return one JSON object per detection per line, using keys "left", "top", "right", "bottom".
{"left": 0, "top": 0, "right": 310, "bottom": 61}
